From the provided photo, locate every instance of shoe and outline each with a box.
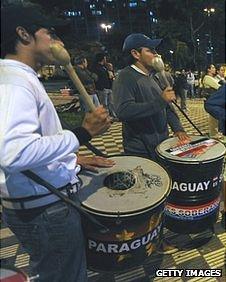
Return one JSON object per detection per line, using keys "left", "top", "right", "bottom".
{"left": 156, "top": 239, "right": 179, "bottom": 255}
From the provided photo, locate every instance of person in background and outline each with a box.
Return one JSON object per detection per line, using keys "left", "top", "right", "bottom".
{"left": 215, "top": 64, "right": 226, "bottom": 85}
{"left": 202, "top": 64, "right": 219, "bottom": 98}
{"left": 0, "top": 4, "right": 114, "bottom": 282}
{"left": 186, "top": 69, "right": 195, "bottom": 99}
{"left": 92, "top": 53, "right": 116, "bottom": 118}
{"left": 202, "top": 64, "right": 221, "bottom": 137}
{"left": 106, "top": 62, "right": 116, "bottom": 84}
{"left": 72, "top": 54, "right": 100, "bottom": 112}
{"left": 174, "top": 69, "right": 189, "bottom": 112}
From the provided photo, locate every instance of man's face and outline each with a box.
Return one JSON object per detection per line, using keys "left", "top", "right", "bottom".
{"left": 209, "top": 64, "right": 216, "bottom": 75}
{"left": 218, "top": 66, "right": 225, "bottom": 77}
{"left": 31, "top": 28, "right": 64, "bottom": 66}
{"left": 132, "top": 47, "right": 157, "bottom": 69}
{"left": 83, "top": 58, "right": 88, "bottom": 68}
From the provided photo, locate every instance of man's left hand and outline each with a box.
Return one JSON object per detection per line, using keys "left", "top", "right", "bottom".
{"left": 174, "top": 131, "right": 191, "bottom": 145}
{"left": 77, "top": 155, "right": 115, "bottom": 173}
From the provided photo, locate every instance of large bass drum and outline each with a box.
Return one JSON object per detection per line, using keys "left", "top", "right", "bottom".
{"left": 156, "top": 136, "right": 225, "bottom": 234}
{"left": 77, "top": 156, "right": 171, "bottom": 272}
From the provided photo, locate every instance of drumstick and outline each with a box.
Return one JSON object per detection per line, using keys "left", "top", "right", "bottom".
{"left": 151, "top": 56, "right": 204, "bottom": 136}
{"left": 50, "top": 43, "right": 96, "bottom": 112}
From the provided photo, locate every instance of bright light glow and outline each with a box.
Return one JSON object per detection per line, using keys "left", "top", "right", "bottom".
{"left": 100, "top": 23, "right": 112, "bottom": 32}
{"left": 203, "top": 7, "right": 215, "bottom": 15}
{"left": 169, "top": 50, "right": 174, "bottom": 54}
{"left": 196, "top": 38, "right": 200, "bottom": 41}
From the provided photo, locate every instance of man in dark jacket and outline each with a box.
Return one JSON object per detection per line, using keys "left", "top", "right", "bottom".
{"left": 92, "top": 53, "right": 116, "bottom": 117}
{"left": 73, "top": 55, "right": 100, "bottom": 112}
{"left": 113, "top": 33, "right": 189, "bottom": 160}
{"left": 174, "top": 69, "right": 189, "bottom": 111}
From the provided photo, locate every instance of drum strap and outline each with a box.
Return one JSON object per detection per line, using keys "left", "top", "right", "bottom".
{"left": 22, "top": 170, "right": 109, "bottom": 233}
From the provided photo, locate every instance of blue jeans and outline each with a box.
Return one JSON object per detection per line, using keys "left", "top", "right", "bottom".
{"left": 3, "top": 199, "right": 87, "bottom": 282}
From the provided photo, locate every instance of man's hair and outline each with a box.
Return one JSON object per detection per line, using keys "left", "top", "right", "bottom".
{"left": 1, "top": 3, "right": 42, "bottom": 58}
{"left": 74, "top": 54, "right": 86, "bottom": 65}
{"left": 216, "top": 64, "right": 224, "bottom": 72}
{"left": 123, "top": 48, "right": 142, "bottom": 66}
{"left": 1, "top": 26, "right": 37, "bottom": 58}
{"left": 94, "top": 52, "right": 106, "bottom": 63}
{"left": 1, "top": 3, "right": 65, "bottom": 58}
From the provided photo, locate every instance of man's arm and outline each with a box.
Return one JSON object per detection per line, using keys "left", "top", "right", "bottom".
{"left": 0, "top": 86, "right": 110, "bottom": 173}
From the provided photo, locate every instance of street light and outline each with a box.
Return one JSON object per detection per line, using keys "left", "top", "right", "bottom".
{"left": 203, "top": 7, "right": 215, "bottom": 64}
{"left": 203, "top": 7, "right": 215, "bottom": 16}
{"left": 100, "top": 23, "right": 112, "bottom": 33}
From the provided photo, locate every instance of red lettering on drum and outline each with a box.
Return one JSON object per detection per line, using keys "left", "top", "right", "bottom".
{"left": 165, "top": 197, "right": 220, "bottom": 221}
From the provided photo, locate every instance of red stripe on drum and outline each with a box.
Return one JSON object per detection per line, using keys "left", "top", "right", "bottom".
{"left": 166, "top": 196, "right": 221, "bottom": 210}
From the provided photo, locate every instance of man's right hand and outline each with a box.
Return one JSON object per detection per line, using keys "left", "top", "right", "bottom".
{"left": 82, "top": 106, "right": 112, "bottom": 137}
{"left": 161, "top": 86, "right": 176, "bottom": 103}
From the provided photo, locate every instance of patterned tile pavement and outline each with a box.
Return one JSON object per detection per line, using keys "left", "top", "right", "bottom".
{"left": 1, "top": 99, "right": 225, "bottom": 282}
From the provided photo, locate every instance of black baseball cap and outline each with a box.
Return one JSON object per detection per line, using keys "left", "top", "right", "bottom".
{"left": 122, "top": 33, "right": 162, "bottom": 53}
{"left": 1, "top": 4, "right": 66, "bottom": 45}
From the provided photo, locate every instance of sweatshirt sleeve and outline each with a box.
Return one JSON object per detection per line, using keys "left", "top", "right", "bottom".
{"left": 0, "top": 85, "right": 80, "bottom": 173}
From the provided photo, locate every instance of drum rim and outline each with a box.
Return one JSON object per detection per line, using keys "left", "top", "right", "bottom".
{"left": 156, "top": 136, "right": 226, "bottom": 164}
{"left": 80, "top": 154, "right": 172, "bottom": 216}
{"left": 156, "top": 150, "right": 225, "bottom": 164}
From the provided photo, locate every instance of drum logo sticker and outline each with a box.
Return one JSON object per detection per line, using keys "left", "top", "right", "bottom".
{"left": 87, "top": 222, "right": 162, "bottom": 254}
{"left": 165, "top": 197, "right": 220, "bottom": 220}
{"left": 172, "top": 180, "right": 210, "bottom": 192}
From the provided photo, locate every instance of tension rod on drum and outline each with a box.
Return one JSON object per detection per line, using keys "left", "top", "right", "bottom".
{"left": 22, "top": 170, "right": 109, "bottom": 234}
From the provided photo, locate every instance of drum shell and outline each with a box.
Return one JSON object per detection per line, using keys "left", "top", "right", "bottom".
{"left": 78, "top": 155, "right": 171, "bottom": 272}
{"left": 82, "top": 203, "right": 165, "bottom": 273}
{"left": 157, "top": 153, "right": 224, "bottom": 234}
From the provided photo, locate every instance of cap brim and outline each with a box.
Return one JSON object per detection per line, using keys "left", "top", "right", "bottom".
{"left": 147, "top": 38, "right": 162, "bottom": 49}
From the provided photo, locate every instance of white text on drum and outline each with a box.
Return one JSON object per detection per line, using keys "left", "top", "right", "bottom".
{"left": 88, "top": 223, "right": 162, "bottom": 254}
{"left": 172, "top": 181, "right": 210, "bottom": 192}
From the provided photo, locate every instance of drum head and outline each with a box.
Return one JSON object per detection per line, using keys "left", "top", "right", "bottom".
{"left": 156, "top": 136, "right": 226, "bottom": 163}
{"left": 78, "top": 156, "right": 171, "bottom": 216}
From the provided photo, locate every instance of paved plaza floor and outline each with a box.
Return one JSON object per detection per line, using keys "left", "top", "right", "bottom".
{"left": 1, "top": 99, "right": 225, "bottom": 282}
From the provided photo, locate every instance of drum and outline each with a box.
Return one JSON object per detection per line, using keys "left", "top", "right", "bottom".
{"left": 156, "top": 136, "right": 226, "bottom": 234}
{"left": 0, "top": 267, "right": 29, "bottom": 282}
{"left": 78, "top": 156, "right": 171, "bottom": 272}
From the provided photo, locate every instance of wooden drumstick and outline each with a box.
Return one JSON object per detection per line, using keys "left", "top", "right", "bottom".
{"left": 151, "top": 55, "right": 170, "bottom": 87}
{"left": 151, "top": 55, "right": 204, "bottom": 136}
{"left": 50, "top": 43, "right": 96, "bottom": 112}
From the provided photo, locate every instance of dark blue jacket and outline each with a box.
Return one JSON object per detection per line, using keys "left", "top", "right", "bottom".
{"left": 204, "top": 85, "right": 226, "bottom": 134}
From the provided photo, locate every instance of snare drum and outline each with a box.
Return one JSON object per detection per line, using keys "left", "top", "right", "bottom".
{"left": 156, "top": 136, "right": 226, "bottom": 234}
{"left": 78, "top": 156, "right": 171, "bottom": 272}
